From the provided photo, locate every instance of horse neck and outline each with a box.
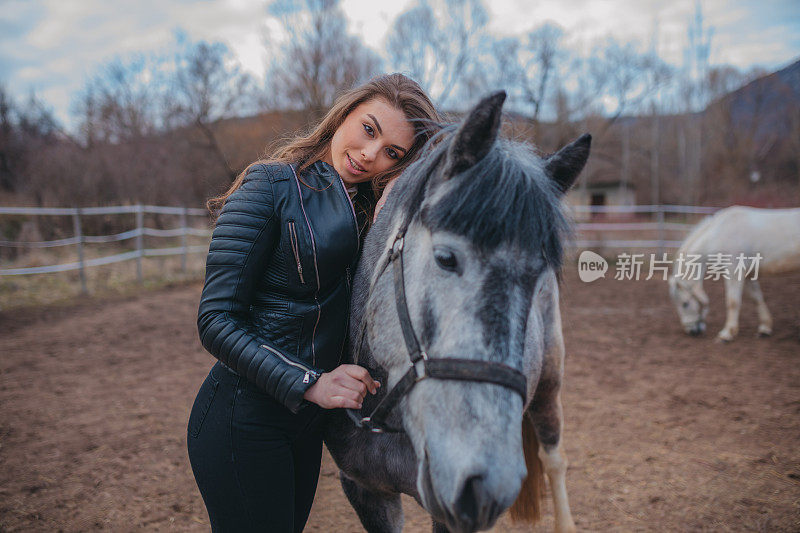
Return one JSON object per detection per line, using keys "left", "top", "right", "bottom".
{"left": 348, "top": 202, "right": 403, "bottom": 372}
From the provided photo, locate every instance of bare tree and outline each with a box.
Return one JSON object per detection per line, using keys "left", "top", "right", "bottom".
{"left": 74, "top": 53, "right": 166, "bottom": 146}
{"left": 680, "top": 0, "right": 713, "bottom": 204}
{"left": 587, "top": 38, "right": 671, "bottom": 135}
{"left": 386, "top": 0, "right": 489, "bottom": 108}
{"left": 0, "top": 85, "right": 19, "bottom": 192}
{"left": 0, "top": 87, "right": 63, "bottom": 198}
{"left": 518, "top": 23, "right": 564, "bottom": 135}
{"left": 264, "top": 0, "right": 381, "bottom": 119}
{"left": 466, "top": 22, "right": 564, "bottom": 139}
{"left": 169, "top": 36, "right": 256, "bottom": 181}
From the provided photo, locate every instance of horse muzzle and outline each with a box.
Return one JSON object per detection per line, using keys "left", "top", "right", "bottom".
{"left": 418, "top": 446, "right": 524, "bottom": 533}
{"left": 686, "top": 321, "right": 706, "bottom": 336}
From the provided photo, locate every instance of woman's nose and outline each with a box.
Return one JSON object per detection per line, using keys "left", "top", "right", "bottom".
{"left": 361, "top": 142, "right": 380, "bottom": 162}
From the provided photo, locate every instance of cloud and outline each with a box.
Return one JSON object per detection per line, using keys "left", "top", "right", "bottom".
{"left": 0, "top": 0, "right": 269, "bottom": 126}
{"left": 490, "top": 0, "right": 799, "bottom": 70}
{"left": 1, "top": 0, "right": 797, "bottom": 129}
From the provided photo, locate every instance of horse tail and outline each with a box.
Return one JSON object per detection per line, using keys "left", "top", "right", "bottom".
{"left": 509, "top": 412, "right": 546, "bottom": 524}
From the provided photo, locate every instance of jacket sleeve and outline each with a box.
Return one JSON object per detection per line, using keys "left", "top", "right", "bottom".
{"left": 197, "top": 165, "right": 323, "bottom": 413}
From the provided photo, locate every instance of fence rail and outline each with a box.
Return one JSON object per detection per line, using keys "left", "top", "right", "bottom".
{"left": 0, "top": 205, "right": 212, "bottom": 292}
{"left": 1, "top": 204, "right": 722, "bottom": 288}
{"left": 0, "top": 206, "right": 208, "bottom": 216}
{"left": 570, "top": 204, "right": 720, "bottom": 252}
{"left": 569, "top": 205, "right": 719, "bottom": 214}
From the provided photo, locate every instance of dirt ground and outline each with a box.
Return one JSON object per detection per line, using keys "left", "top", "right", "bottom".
{"left": 1, "top": 269, "right": 799, "bottom": 532}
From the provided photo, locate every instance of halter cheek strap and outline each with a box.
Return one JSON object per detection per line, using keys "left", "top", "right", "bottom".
{"left": 348, "top": 229, "right": 527, "bottom": 434}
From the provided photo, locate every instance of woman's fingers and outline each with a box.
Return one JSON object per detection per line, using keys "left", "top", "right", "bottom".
{"left": 340, "top": 364, "right": 381, "bottom": 394}
{"left": 338, "top": 387, "right": 364, "bottom": 405}
{"left": 336, "top": 378, "right": 368, "bottom": 398}
{"left": 332, "top": 396, "right": 362, "bottom": 409}
{"left": 302, "top": 366, "right": 384, "bottom": 409}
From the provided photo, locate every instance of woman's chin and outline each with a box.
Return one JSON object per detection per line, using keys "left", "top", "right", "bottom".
{"left": 341, "top": 170, "right": 371, "bottom": 185}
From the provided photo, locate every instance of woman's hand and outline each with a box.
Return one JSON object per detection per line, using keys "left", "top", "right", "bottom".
{"left": 303, "top": 364, "right": 381, "bottom": 409}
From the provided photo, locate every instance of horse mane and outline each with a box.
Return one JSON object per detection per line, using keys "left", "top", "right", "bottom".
{"left": 510, "top": 413, "right": 546, "bottom": 524}
{"left": 677, "top": 212, "right": 718, "bottom": 257}
{"left": 402, "top": 133, "right": 571, "bottom": 269}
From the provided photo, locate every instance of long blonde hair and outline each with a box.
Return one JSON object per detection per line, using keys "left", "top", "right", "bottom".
{"left": 208, "top": 73, "right": 441, "bottom": 222}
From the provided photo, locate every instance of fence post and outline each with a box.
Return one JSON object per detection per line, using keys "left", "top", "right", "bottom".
{"left": 656, "top": 204, "right": 666, "bottom": 254}
{"left": 72, "top": 207, "right": 88, "bottom": 294}
{"left": 181, "top": 207, "right": 188, "bottom": 273}
{"left": 136, "top": 205, "right": 144, "bottom": 283}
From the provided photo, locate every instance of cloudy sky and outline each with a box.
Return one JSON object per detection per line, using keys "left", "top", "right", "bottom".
{"left": 1, "top": 0, "right": 798, "bottom": 128}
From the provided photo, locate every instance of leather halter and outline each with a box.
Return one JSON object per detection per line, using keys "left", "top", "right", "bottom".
{"left": 347, "top": 226, "right": 528, "bottom": 433}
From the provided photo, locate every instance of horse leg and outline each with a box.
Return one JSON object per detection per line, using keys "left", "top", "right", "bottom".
{"left": 339, "top": 471, "right": 404, "bottom": 533}
{"left": 745, "top": 279, "right": 773, "bottom": 336}
{"left": 718, "top": 277, "right": 744, "bottom": 342}
{"left": 530, "top": 391, "right": 576, "bottom": 533}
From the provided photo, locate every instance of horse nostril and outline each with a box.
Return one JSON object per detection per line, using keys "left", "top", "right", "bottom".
{"left": 454, "top": 475, "right": 484, "bottom": 527}
{"left": 688, "top": 323, "right": 704, "bottom": 336}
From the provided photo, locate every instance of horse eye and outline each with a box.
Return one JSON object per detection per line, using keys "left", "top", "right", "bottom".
{"left": 682, "top": 302, "right": 689, "bottom": 309}
{"left": 433, "top": 248, "right": 457, "bottom": 271}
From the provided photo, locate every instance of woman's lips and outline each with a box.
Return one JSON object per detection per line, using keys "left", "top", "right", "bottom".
{"left": 347, "top": 153, "right": 366, "bottom": 174}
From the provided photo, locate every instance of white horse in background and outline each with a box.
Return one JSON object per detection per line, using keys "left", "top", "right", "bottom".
{"left": 668, "top": 206, "right": 800, "bottom": 342}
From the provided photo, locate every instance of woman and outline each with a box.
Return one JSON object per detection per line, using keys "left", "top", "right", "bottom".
{"left": 188, "top": 73, "right": 440, "bottom": 532}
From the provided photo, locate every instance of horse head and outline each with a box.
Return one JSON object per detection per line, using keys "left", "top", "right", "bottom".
{"left": 356, "top": 92, "right": 590, "bottom": 532}
{"left": 668, "top": 275, "right": 710, "bottom": 335}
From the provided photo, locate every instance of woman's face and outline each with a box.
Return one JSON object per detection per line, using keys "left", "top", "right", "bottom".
{"left": 325, "top": 98, "right": 414, "bottom": 185}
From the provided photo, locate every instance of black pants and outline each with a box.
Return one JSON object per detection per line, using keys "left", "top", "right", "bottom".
{"left": 187, "top": 361, "right": 324, "bottom": 532}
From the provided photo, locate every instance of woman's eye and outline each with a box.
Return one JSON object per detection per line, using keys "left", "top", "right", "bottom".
{"left": 386, "top": 148, "right": 399, "bottom": 160}
{"left": 434, "top": 248, "right": 457, "bottom": 271}
{"left": 363, "top": 123, "right": 374, "bottom": 137}
{"left": 682, "top": 302, "right": 689, "bottom": 309}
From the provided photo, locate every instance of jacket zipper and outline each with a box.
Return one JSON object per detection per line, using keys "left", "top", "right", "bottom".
{"left": 336, "top": 175, "right": 360, "bottom": 255}
{"left": 260, "top": 344, "right": 319, "bottom": 383}
{"left": 337, "top": 266, "right": 352, "bottom": 365}
{"left": 335, "top": 178, "right": 358, "bottom": 367}
{"left": 287, "top": 221, "right": 305, "bottom": 284}
{"left": 290, "top": 165, "right": 322, "bottom": 366}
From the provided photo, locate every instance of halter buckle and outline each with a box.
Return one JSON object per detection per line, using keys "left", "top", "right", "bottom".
{"left": 413, "top": 354, "right": 428, "bottom": 382}
{"left": 361, "top": 416, "right": 384, "bottom": 433}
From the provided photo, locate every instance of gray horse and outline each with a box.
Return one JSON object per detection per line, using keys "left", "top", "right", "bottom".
{"left": 324, "top": 92, "right": 590, "bottom": 533}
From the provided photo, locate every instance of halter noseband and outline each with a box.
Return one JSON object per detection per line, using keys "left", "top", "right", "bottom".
{"left": 347, "top": 226, "right": 528, "bottom": 434}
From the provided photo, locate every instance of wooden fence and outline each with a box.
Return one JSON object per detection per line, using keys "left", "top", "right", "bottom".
{"left": 569, "top": 204, "right": 719, "bottom": 250}
{"left": 0, "top": 205, "right": 212, "bottom": 293}
{"left": 0, "top": 204, "right": 723, "bottom": 292}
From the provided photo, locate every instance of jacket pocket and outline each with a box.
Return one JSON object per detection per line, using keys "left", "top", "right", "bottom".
{"left": 188, "top": 372, "right": 219, "bottom": 438}
{"left": 252, "top": 309, "right": 304, "bottom": 358}
{"left": 287, "top": 220, "right": 305, "bottom": 284}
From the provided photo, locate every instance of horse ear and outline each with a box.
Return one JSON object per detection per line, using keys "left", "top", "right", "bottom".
{"left": 691, "top": 282, "right": 709, "bottom": 306}
{"left": 443, "top": 91, "right": 506, "bottom": 178}
{"left": 544, "top": 134, "right": 592, "bottom": 193}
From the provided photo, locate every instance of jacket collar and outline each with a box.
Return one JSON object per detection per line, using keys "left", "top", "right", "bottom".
{"left": 309, "top": 160, "right": 358, "bottom": 198}
{"left": 309, "top": 159, "right": 337, "bottom": 179}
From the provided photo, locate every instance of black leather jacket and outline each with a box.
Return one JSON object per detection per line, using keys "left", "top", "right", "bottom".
{"left": 197, "top": 160, "right": 360, "bottom": 413}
